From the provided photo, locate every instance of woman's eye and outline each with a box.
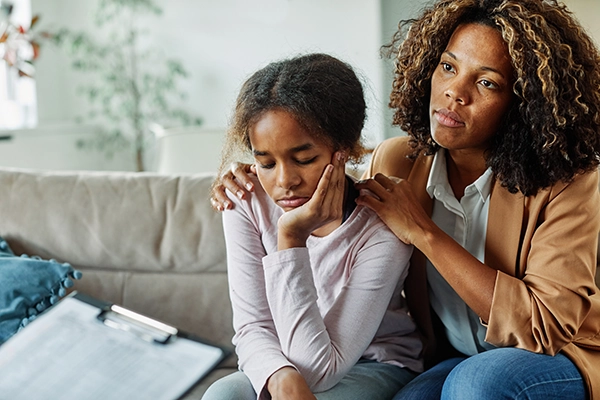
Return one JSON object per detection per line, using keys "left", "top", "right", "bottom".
{"left": 479, "top": 79, "right": 497, "bottom": 89}
{"left": 441, "top": 62, "right": 454, "bottom": 72}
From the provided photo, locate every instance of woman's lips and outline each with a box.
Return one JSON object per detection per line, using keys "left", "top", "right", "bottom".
{"left": 434, "top": 109, "right": 465, "bottom": 127}
{"left": 277, "top": 197, "right": 310, "bottom": 209}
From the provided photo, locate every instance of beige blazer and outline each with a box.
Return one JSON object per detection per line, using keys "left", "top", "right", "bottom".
{"left": 365, "top": 136, "right": 600, "bottom": 398}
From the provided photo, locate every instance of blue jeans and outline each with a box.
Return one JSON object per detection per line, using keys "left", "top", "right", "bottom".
{"left": 392, "top": 348, "right": 586, "bottom": 400}
{"left": 202, "top": 360, "right": 417, "bottom": 400}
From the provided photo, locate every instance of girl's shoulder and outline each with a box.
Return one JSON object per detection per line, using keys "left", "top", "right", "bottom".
{"left": 226, "top": 175, "right": 281, "bottom": 226}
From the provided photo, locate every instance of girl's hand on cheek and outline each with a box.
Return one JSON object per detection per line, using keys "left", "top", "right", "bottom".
{"left": 277, "top": 151, "right": 346, "bottom": 250}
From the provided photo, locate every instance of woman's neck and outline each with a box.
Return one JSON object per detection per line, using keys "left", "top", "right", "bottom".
{"left": 445, "top": 149, "right": 487, "bottom": 200}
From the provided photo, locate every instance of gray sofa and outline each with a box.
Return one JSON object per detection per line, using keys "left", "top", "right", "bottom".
{"left": 0, "top": 167, "right": 235, "bottom": 398}
{"left": 0, "top": 167, "right": 598, "bottom": 398}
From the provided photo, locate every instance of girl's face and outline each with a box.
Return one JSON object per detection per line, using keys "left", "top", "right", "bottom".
{"left": 249, "top": 109, "right": 335, "bottom": 212}
{"left": 429, "top": 23, "right": 515, "bottom": 155}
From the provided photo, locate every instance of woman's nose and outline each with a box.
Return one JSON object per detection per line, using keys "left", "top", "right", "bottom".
{"left": 444, "top": 78, "right": 470, "bottom": 105}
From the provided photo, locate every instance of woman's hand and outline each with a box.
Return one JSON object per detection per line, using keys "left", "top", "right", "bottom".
{"left": 210, "top": 162, "right": 256, "bottom": 211}
{"left": 277, "top": 152, "right": 347, "bottom": 250}
{"left": 356, "top": 173, "right": 497, "bottom": 321}
{"left": 355, "top": 173, "right": 436, "bottom": 247}
{"left": 267, "top": 367, "right": 316, "bottom": 400}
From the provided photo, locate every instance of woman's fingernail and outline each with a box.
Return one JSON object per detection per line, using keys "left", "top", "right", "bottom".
{"left": 224, "top": 200, "right": 231, "bottom": 209}
{"left": 337, "top": 152, "right": 346, "bottom": 161}
{"left": 245, "top": 183, "right": 254, "bottom": 191}
{"left": 236, "top": 190, "right": 244, "bottom": 199}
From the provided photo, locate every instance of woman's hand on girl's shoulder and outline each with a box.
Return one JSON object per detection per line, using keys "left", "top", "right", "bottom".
{"left": 210, "top": 162, "right": 256, "bottom": 211}
{"left": 355, "top": 173, "right": 435, "bottom": 247}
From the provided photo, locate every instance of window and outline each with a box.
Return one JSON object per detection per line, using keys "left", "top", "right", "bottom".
{"left": 0, "top": 0, "right": 37, "bottom": 130}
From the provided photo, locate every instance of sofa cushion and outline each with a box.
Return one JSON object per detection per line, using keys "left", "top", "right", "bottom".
{"left": 0, "top": 237, "right": 81, "bottom": 344}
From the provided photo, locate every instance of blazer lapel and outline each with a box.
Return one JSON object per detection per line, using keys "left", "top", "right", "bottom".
{"left": 408, "top": 154, "right": 434, "bottom": 215}
{"left": 485, "top": 179, "right": 525, "bottom": 276}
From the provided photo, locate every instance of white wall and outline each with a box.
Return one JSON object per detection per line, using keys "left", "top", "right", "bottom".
{"left": 21, "top": 0, "right": 600, "bottom": 171}
{"left": 31, "top": 0, "right": 385, "bottom": 156}
{"left": 566, "top": 0, "right": 600, "bottom": 43}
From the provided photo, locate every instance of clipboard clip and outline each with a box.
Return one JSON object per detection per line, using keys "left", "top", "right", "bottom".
{"left": 97, "top": 305, "right": 178, "bottom": 344}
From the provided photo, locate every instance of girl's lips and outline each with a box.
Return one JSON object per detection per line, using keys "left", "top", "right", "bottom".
{"left": 435, "top": 109, "right": 465, "bottom": 127}
{"left": 277, "top": 197, "right": 310, "bottom": 209}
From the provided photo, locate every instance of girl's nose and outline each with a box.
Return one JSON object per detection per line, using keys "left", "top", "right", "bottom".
{"left": 276, "top": 164, "right": 301, "bottom": 189}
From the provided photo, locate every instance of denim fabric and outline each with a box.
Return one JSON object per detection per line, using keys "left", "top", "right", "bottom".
{"left": 393, "top": 347, "right": 586, "bottom": 400}
{"left": 202, "top": 360, "right": 417, "bottom": 400}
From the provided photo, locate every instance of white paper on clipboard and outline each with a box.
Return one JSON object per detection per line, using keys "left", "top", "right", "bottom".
{"left": 0, "top": 293, "right": 227, "bottom": 400}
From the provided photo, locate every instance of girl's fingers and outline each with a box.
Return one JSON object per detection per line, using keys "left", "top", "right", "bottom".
{"left": 313, "top": 164, "right": 334, "bottom": 208}
{"left": 323, "top": 151, "right": 345, "bottom": 207}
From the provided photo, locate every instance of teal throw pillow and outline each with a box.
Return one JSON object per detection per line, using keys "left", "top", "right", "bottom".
{"left": 0, "top": 237, "right": 82, "bottom": 344}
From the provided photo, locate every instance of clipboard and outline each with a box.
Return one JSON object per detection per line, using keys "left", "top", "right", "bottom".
{"left": 0, "top": 291, "right": 229, "bottom": 400}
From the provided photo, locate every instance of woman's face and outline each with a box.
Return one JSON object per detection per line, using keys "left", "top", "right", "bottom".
{"left": 249, "top": 109, "right": 335, "bottom": 212}
{"left": 429, "top": 23, "right": 515, "bottom": 154}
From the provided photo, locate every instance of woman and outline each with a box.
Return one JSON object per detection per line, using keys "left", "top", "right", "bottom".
{"left": 211, "top": 1, "right": 600, "bottom": 399}
{"left": 202, "top": 53, "right": 422, "bottom": 400}
{"left": 356, "top": 0, "right": 600, "bottom": 398}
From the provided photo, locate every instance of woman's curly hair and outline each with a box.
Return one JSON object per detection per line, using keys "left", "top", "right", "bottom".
{"left": 384, "top": 0, "right": 600, "bottom": 195}
{"left": 217, "top": 53, "right": 368, "bottom": 180}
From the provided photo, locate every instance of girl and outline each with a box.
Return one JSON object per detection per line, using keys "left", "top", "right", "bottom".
{"left": 202, "top": 53, "right": 422, "bottom": 400}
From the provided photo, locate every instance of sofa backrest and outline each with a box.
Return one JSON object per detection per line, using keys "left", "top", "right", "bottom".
{"left": 0, "top": 168, "right": 235, "bottom": 362}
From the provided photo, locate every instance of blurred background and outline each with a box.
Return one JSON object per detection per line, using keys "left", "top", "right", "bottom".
{"left": 1, "top": 0, "right": 598, "bottom": 173}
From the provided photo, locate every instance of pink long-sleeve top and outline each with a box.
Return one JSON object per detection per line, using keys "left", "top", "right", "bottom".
{"left": 223, "top": 177, "right": 423, "bottom": 398}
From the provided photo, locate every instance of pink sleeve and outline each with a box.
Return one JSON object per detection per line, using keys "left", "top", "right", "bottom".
{"left": 222, "top": 198, "right": 293, "bottom": 398}
{"left": 262, "top": 227, "right": 412, "bottom": 392}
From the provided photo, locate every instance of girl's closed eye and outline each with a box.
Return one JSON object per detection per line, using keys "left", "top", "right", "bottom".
{"left": 297, "top": 156, "right": 318, "bottom": 165}
{"left": 258, "top": 162, "right": 275, "bottom": 169}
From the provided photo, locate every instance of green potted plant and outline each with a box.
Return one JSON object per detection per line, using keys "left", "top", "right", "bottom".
{"left": 48, "top": 0, "right": 202, "bottom": 171}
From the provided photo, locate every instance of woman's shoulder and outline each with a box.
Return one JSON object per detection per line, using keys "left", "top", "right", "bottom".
{"left": 517, "top": 168, "right": 600, "bottom": 204}
{"left": 366, "top": 136, "right": 422, "bottom": 179}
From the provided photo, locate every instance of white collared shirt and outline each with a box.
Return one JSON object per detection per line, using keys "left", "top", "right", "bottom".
{"left": 426, "top": 150, "right": 496, "bottom": 356}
